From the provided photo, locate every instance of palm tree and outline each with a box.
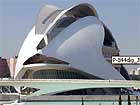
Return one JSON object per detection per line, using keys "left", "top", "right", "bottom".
{"left": 128, "top": 93, "right": 131, "bottom": 105}
{"left": 119, "top": 95, "right": 122, "bottom": 105}
{"left": 81, "top": 97, "right": 84, "bottom": 105}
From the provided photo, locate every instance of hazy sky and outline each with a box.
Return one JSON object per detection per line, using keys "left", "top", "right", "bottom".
{"left": 0, "top": 0, "right": 140, "bottom": 70}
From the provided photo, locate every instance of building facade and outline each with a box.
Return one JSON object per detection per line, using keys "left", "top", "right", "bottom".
{"left": 128, "top": 67, "right": 140, "bottom": 80}
{"left": 0, "top": 57, "right": 10, "bottom": 78}
{"left": 129, "top": 67, "right": 140, "bottom": 75}
{"left": 0, "top": 57, "right": 17, "bottom": 78}
{"left": 0, "top": 57, "right": 17, "bottom": 94}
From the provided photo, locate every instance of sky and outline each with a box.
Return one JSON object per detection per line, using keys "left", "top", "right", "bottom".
{"left": 0, "top": 0, "right": 140, "bottom": 70}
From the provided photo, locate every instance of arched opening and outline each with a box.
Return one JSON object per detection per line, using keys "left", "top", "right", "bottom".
{"left": 46, "top": 4, "right": 98, "bottom": 42}
{"left": 21, "top": 65, "right": 101, "bottom": 80}
{"left": 32, "top": 69, "right": 90, "bottom": 79}
{"left": 47, "top": 17, "right": 77, "bottom": 42}
{"left": 23, "top": 54, "right": 69, "bottom": 65}
{"left": 25, "top": 67, "right": 100, "bottom": 79}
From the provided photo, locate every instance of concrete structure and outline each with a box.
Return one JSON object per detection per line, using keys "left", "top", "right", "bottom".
{"left": 0, "top": 79, "right": 139, "bottom": 96}
{"left": 129, "top": 67, "right": 140, "bottom": 76}
{"left": 0, "top": 57, "right": 17, "bottom": 78}
{"left": 0, "top": 57, "right": 10, "bottom": 78}
{"left": 128, "top": 67, "right": 140, "bottom": 80}
{"left": 9, "top": 3, "right": 131, "bottom": 95}
{"left": 15, "top": 3, "right": 129, "bottom": 80}
{"left": 0, "top": 57, "right": 17, "bottom": 94}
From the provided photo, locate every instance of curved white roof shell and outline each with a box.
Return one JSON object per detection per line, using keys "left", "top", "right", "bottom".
{"left": 15, "top": 3, "right": 124, "bottom": 80}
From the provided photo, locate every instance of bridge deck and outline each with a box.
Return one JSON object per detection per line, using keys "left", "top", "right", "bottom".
{"left": 0, "top": 79, "right": 139, "bottom": 96}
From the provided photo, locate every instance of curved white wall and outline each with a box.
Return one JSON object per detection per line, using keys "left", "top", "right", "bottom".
{"left": 42, "top": 16, "right": 124, "bottom": 80}
{"left": 15, "top": 27, "right": 44, "bottom": 78}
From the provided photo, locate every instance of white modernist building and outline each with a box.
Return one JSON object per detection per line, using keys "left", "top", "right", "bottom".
{"left": 15, "top": 3, "right": 130, "bottom": 83}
